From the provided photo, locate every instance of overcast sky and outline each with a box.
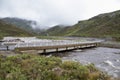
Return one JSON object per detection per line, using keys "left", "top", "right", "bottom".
{"left": 0, "top": 0, "right": 120, "bottom": 27}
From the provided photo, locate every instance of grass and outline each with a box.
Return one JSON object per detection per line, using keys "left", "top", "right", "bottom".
{"left": 37, "top": 36, "right": 65, "bottom": 40}
{"left": 0, "top": 54, "right": 110, "bottom": 80}
{"left": 43, "top": 10, "right": 120, "bottom": 42}
{"left": 0, "top": 20, "right": 33, "bottom": 39}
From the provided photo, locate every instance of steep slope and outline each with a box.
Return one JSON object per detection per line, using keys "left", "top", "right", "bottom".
{"left": 46, "top": 25, "right": 71, "bottom": 36}
{"left": 72, "top": 10, "right": 120, "bottom": 37}
{"left": 1, "top": 17, "right": 42, "bottom": 34}
{"left": 0, "top": 20, "right": 33, "bottom": 39}
{"left": 1, "top": 18, "right": 33, "bottom": 31}
{"left": 45, "top": 10, "right": 120, "bottom": 40}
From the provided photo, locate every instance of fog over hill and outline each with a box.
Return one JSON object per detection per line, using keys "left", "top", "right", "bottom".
{"left": 0, "top": 20, "right": 33, "bottom": 39}
{"left": 44, "top": 10, "right": 120, "bottom": 41}
{"left": 0, "top": 0, "right": 120, "bottom": 28}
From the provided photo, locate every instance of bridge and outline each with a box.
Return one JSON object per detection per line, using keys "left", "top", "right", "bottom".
{"left": 13, "top": 40, "right": 101, "bottom": 54}
{"left": 1, "top": 37, "right": 102, "bottom": 53}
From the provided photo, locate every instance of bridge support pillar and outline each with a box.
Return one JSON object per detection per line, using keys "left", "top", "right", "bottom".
{"left": 74, "top": 46, "right": 76, "bottom": 49}
{"left": 6, "top": 46, "right": 9, "bottom": 51}
{"left": 43, "top": 49, "right": 46, "bottom": 53}
{"left": 66, "top": 47, "right": 68, "bottom": 50}
{"left": 56, "top": 48, "right": 58, "bottom": 52}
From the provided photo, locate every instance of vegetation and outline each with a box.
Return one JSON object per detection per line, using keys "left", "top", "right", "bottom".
{"left": 44, "top": 10, "right": 120, "bottom": 41}
{"left": 37, "top": 36, "right": 65, "bottom": 40}
{"left": 1, "top": 18, "right": 35, "bottom": 33}
{"left": 0, "top": 54, "right": 110, "bottom": 80}
{"left": 1, "top": 17, "right": 42, "bottom": 35}
{"left": 0, "top": 20, "right": 33, "bottom": 39}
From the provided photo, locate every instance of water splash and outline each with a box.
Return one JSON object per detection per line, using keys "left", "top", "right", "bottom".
{"left": 104, "top": 60, "right": 120, "bottom": 69}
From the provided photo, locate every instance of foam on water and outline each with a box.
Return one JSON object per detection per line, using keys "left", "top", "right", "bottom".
{"left": 104, "top": 60, "right": 115, "bottom": 68}
{"left": 57, "top": 47, "right": 120, "bottom": 79}
{"left": 116, "top": 59, "right": 120, "bottom": 62}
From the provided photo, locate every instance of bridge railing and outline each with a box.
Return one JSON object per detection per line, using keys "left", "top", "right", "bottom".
{"left": 14, "top": 40, "right": 102, "bottom": 48}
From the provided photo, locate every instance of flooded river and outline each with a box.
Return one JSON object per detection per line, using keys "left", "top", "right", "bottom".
{"left": 52, "top": 47, "right": 120, "bottom": 79}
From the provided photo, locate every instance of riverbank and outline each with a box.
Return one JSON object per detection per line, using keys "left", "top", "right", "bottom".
{"left": 52, "top": 47, "right": 120, "bottom": 80}
{"left": 0, "top": 37, "right": 120, "bottom": 80}
{"left": 0, "top": 54, "right": 110, "bottom": 80}
{"left": 0, "top": 51, "right": 18, "bottom": 56}
{"left": 100, "top": 41, "right": 120, "bottom": 49}
{"left": 0, "top": 47, "right": 119, "bottom": 80}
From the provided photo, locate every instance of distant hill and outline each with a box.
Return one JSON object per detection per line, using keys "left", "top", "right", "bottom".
{"left": 0, "top": 20, "right": 33, "bottom": 39}
{"left": 45, "top": 25, "right": 71, "bottom": 36}
{"left": 45, "top": 10, "right": 120, "bottom": 41}
{"left": 1, "top": 17, "right": 42, "bottom": 34}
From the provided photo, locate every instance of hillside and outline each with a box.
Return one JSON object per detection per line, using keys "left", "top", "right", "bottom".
{"left": 44, "top": 25, "right": 71, "bottom": 36}
{"left": 0, "top": 20, "right": 33, "bottom": 39}
{"left": 1, "top": 17, "right": 42, "bottom": 34}
{"left": 45, "top": 10, "right": 120, "bottom": 41}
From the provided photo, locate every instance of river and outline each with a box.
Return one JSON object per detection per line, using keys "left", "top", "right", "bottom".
{"left": 1, "top": 37, "right": 120, "bottom": 79}
{"left": 51, "top": 47, "right": 120, "bottom": 79}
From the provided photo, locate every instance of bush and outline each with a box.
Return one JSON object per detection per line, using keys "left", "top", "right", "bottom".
{"left": 0, "top": 54, "right": 110, "bottom": 80}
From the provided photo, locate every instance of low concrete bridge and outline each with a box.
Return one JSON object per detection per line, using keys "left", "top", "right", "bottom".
{"left": 14, "top": 40, "right": 101, "bottom": 54}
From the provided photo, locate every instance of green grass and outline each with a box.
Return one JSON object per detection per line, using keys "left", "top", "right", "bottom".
{"left": 37, "top": 36, "right": 65, "bottom": 40}
{"left": 44, "top": 10, "right": 120, "bottom": 41}
{"left": 0, "top": 20, "right": 33, "bottom": 39}
{"left": 0, "top": 54, "right": 110, "bottom": 80}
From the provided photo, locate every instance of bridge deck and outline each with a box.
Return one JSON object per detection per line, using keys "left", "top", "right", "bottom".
{"left": 14, "top": 41, "right": 100, "bottom": 53}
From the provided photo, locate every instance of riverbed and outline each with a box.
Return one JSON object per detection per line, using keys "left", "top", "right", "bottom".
{"left": 52, "top": 47, "right": 120, "bottom": 79}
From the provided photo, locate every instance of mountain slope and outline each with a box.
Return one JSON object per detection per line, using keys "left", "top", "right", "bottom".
{"left": 72, "top": 10, "right": 120, "bottom": 37}
{"left": 45, "top": 10, "right": 120, "bottom": 40}
{"left": 45, "top": 25, "right": 71, "bottom": 36}
{"left": 0, "top": 20, "right": 33, "bottom": 39}
{"left": 1, "top": 17, "right": 42, "bottom": 34}
{"left": 1, "top": 18, "right": 33, "bottom": 30}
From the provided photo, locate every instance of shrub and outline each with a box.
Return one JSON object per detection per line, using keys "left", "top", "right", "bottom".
{"left": 0, "top": 54, "right": 110, "bottom": 80}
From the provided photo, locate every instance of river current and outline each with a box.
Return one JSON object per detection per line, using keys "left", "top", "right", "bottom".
{"left": 52, "top": 47, "right": 120, "bottom": 79}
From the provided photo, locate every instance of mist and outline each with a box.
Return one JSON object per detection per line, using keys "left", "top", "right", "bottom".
{"left": 0, "top": 0, "right": 120, "bottom": 28}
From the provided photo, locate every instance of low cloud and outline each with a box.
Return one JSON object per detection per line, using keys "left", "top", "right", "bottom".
{"left": 0, "top": 0, "right": 120, "bottom": 27}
